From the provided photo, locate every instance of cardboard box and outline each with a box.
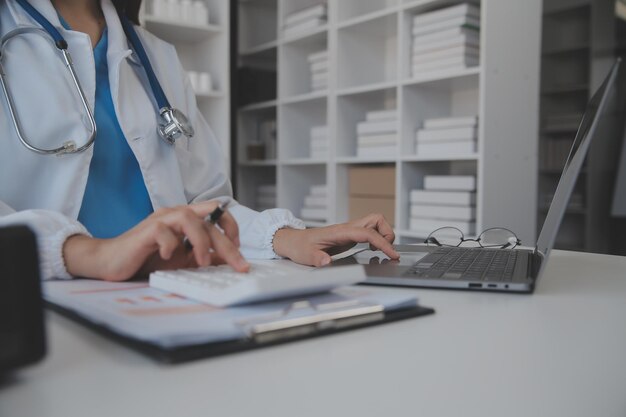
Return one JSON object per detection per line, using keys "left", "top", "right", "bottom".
{"left": 349, "top": 166, "right": 396, "bottom": 198}
{"left": 349, "top": 197, "right": 395, "bottom": 226}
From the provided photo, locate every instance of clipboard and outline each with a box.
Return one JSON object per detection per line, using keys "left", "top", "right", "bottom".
{"left": 44, "top": 284, "right": 434, "bottom": 364}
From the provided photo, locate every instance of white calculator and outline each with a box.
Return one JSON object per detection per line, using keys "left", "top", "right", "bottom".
{"left": 149, "top": 263, "right": 366, "bottom": 307}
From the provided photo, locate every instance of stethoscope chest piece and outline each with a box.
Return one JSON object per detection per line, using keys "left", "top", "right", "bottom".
{"left": 158, "top": 107, "right": 194, "bottom": 145}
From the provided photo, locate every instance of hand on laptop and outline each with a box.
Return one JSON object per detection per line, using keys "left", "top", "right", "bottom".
{"left": 272, "top": 213, "right": 399, "bottom": 267}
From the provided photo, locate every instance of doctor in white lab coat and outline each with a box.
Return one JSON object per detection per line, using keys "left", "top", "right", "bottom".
{"left": 0, "top": 0, "right": 399, "bottom": 282}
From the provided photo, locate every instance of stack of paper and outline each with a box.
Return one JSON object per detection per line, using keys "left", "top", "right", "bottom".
{"left": 256, "top": 184, "right": 277, "bottom": 212}
{"left": 415, "top": 116, "right": 478, "bottom": 156}
{"left": 301, "top": 184, "right": 328, "bottom": 222}
{"left": 409, "top": 175, "right": 477, "bottom": 236}
{"left": 356, "top": 109, "right": 398, "bottom": 158}
{"left": 310, "top": 125, "right": 329, "bottom": 159}
{"left": 282, "top": 3, "right": 327, "bottom": 38}
{"left": 411, "top": 3, "right": 480, "bottom": 76}
{"left": 309, "top": 50, "right": 329, "bottom": 91}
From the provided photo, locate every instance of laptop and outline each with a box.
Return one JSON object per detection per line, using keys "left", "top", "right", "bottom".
{"left": 331, "top": 59, "right": 622, "bottom": 294}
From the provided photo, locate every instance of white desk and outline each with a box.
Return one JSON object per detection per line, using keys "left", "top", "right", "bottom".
{"left": 2, "top": 250, "right": 626, "bottom": 417}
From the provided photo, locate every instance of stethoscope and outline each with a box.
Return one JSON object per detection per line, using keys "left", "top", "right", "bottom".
{"left": 0, "top": 0, "right": 194, "bottom": 156}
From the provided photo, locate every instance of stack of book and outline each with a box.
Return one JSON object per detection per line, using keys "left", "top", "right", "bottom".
{"left": 282, "top": 3, "right": 327, "bottom": 38}
{"left": 308, "top": 50, "right": 329, "bottom": 92}
{"left": 411, "top": 3, "right": 480, "bottom": 76}
{"left": 409, "top": 175, "right": 477, "bottom": 237}
{"left": 301, "top": 185, "right": 328, "bottom": 222}
{"left": 356, "top": 109, "right": 398, "bottom": 158}
{"left": 310, "top": 125, "right": 328, "bottom": 159}
{"left": 256, "top": 184, "right": 277, "bottom": 212}
{"left": 415, "top": 116, "right": 478, "bottom": 156}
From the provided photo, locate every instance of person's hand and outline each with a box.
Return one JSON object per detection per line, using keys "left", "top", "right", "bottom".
{"left": 272, "top": 213, "right": 399, "bottom": 267}
{"left": 63, "top": 201, "right": 249, "bottom": 281}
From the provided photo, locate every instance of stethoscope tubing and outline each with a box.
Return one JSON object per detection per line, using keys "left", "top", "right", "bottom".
{"left": 0, "top": 26, "right": 97, "bottom": 155}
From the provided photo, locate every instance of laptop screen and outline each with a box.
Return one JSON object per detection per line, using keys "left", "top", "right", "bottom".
{"left": 535, "top": 60, "right": 621, "bottom": 259}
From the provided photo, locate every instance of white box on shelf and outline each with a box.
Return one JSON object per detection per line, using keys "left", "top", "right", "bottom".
{"left": 356, "top": 120, "right": 397, "bottom": 136}
{"left": 410, "top": 190, "right": 477, "bottom": 206}
{"left": 357, "top": 133, "right": 397, "bottom": 147}
{"left": 412, "top": 45, "right": 480, "bottom": 64}
{"left": 413, "top": 26, "right": 479, "bottom": 47}
{"left": 311, "top": 125, "right": 328, "bottom": 138}
{"left": 424, "top": 175, "right": 476, "bottom": 191}
{"left": 415, "top": 140, "right": 477, "bottom": 155}
{"left": 283, "top": 18, "right": 326, "bottom": 38}
{"left": 423, "top": 116, "right": 478, "bottom": 130}
{"left": 310, "top": 185, "right": 328, "bottom": 196}
{"left": 416, "top": 126, "right": 477, "bottom": 142}
{"left": 410, "top": 204, "right": 476, "bottom": 221}
{"left": 284, "top": 3, "right": 327, "bottom": 27}
{"left": 308, "top": 50, "right": 328, "bottom": 64}
{"left": 311, "top": 60, "right": 329, "bottom": 73}
{"left": 413, "top": 34, "right": 480, "bottom": 56}
{"left": 413, "top": 3, "right": 480, "bottom": 27}
{"left": 366, "top": 109, "right": 398, "bottom": 122}
{"left": 412, "top": 15, "right": 480, "bottom": 37}
{"left": 409, "top": 218, "right": 476, "bottom": 236}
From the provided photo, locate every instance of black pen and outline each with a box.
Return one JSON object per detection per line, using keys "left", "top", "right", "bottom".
{"left": 183, "top": 203, "right": 227, "bottom": 251}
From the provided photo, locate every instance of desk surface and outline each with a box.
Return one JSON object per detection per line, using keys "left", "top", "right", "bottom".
{"left": 2, "top": 250, "right": 626, "bottom": 417}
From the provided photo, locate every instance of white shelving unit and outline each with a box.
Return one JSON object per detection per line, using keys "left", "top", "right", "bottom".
{"left": 236, "top": 0, "right": 542, "bottom": 244}
{"left": 140, "top": 0, "right": 231, "bottom": 170}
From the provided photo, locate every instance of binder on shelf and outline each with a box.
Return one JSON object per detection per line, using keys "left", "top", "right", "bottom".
{"left": 412, "top": 26, "right": 479, "bottom": 47}
{"left": 416, "top": 141, "right": 476, "bottom": 155}
{"left": 366, "top": 109, "right": 398, "bottom": 122}
{"left": 284, "top": 3, "right": 327, "bottom": 28}
{"left": 410, "top": 204, "right": 476, "bottom": 221}
{"left": 424, "top": 175, "right": 476, "bottom": 191}
{"left": 412, "top": 15, "right": 480, "bottom": 37}
{"left": 423, "top": 116, "right": 478, "bottom": 130}
{"left": 356, "top": 120, "right": 397, "bottom": 136}
{"left": 410, "top": 190, "right": 476, "bottom": 206}
{"left": 412, "top": 3, "right": 480, "bottom": 27}
{"left": 416, "top": 126, "right": 477, "bottom": 142}
{"left": 44, "top": 278, "right": 433, "bottom": 364}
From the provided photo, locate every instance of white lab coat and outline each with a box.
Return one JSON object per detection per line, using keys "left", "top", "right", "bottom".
{"left": 0, "top": 0, "right": 304, "bottom": 280}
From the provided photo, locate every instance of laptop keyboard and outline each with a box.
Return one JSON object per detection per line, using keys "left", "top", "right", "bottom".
{"left": 407, "top": 247, "right": 518, "bottom": 282}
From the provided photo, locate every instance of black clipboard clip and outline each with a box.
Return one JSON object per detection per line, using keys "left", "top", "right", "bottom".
{"left": 236, "top": 300, "right": 386, "bottom": 344}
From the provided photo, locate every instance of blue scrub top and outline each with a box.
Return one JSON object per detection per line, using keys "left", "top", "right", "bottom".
{"left": 71, "top": 24, "right": 154, "bottom": 238}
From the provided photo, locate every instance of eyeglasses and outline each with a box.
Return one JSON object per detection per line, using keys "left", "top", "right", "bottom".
{"left": 424, "top": 227, "right": 521, "bottom": 249}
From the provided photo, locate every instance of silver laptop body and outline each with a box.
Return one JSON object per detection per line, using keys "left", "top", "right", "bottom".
{"left": 331, "top": 59, "right": 621, "bottom": 294}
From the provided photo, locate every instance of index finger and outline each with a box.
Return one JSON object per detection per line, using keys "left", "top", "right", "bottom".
{"left": 343, "top": 227, "right": 399, "bottom": 260}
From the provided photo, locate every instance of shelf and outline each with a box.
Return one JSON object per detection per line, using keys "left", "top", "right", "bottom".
{"left": 281, "top": 90, "right": 328, "bottom": 105}
{"left": 143, "top": 15, "right": 221, "bottom": 43}
{"left": 240, "top": 39, "right": 279, "bottom": 56}
{"left": 281, "top": 25, "right": 329, "bottom": 45}
{"left": 337, "top": 5, "right": 400, "bottom": 30}
{"left": 403, "top": 66, "right": 481, "bottom": 88}
{"left": 282, "top": 158, "right": 328, "bottom": 166}
{"left": 239, "top": 99, "right": 278, "bottom": 112}
{"left": 336, "top": 156, "right": 398, "bottom": 164}
{"left": 337, "top": 80, "right": 398, "bottom": 97}
{"left": 400, "top": 154, "right": 479, "bottom": 162}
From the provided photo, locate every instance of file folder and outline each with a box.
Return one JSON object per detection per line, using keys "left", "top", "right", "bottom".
{"left": 44, "top": 279, "right": 434, "bottom": 364}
